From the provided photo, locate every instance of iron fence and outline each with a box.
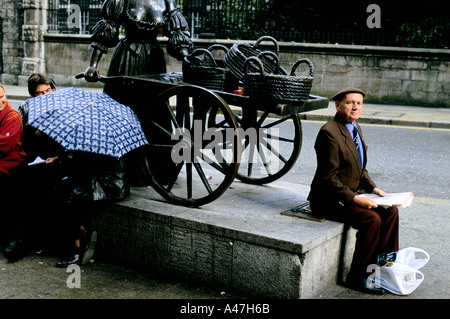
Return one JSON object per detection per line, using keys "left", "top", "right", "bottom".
{"left": 47, "top": 0, "right": 103, "bottom": 35}
{"left": 179, "top": 0, "right": 399, "bottom": 46}
{"left": 46, "top": 0, "right": 394, "bottom": 45}
{"left": 44, "top": 0, "right": 447, "bottom": 48}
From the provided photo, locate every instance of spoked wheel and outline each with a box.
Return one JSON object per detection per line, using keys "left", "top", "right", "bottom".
{"left": 142, "top": 85, "right": 241, "bottom": 207}
{"left": 209, "top": 107, "right": 302, "bottom": 185}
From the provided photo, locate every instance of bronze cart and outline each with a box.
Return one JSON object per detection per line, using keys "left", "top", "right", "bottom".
{"left": 98, "top": 73, "right": 328, "bottom": 207}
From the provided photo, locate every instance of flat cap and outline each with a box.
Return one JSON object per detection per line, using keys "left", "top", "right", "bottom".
{"left": 332, "top": 87, "right": 366, "bottom": 101}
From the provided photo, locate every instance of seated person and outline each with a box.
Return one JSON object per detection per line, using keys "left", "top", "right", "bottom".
{"left": 308, "top": 87, "right": 399, "bottom": 294}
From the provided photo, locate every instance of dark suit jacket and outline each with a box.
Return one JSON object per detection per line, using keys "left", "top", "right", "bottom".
{"left": 308, "top": 113, "right": 377, "bottom": 214}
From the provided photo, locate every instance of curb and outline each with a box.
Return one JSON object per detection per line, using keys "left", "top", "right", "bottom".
{"left": 299, "top": 113, "right": 450, "bottom": 129}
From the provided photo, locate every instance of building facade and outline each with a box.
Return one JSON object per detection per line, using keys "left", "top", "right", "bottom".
{"left": 1, "top": 1, "right": 449, "bottom": 107}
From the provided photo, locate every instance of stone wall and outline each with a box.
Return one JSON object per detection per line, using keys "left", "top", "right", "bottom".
{"left": 40, "top": 36, "right": 450, "bottom": 107}
{"left": 278, "top": 43, "right": 450, "bottom": 107}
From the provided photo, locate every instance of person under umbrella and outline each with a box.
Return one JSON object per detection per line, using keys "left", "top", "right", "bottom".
{"left": 18, "top": 75, "right": 135, "bottom": 267}
{"left": 20, "top": 81, "right": 148, "bottom": 267}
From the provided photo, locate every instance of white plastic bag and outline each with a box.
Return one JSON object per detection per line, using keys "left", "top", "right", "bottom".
{"left": 378, "top": 247, "right": 430, "bottom": 295}
{"left": 395, "top": 247, "right": 430, "bottom": 270}
{"left": 379, "top": 262, "right": 425, "bottom": 295}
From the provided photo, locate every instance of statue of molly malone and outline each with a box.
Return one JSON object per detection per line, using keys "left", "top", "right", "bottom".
{"left": 80, "top": 0, "right": 194, "bottom": 185}
{"left": 82, "top": 0, "right": 193, "bottom": 81}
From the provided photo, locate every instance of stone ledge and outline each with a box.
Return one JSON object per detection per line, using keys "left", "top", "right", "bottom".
{"left": 88, "top": 180, "right": 356, "bottom": 298}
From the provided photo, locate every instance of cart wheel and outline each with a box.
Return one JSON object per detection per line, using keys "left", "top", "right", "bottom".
{"left": 209, "top": 108, "right": 302, "bottom": 185}
{"left": 142, "top": 85, "right": 241, "bottom": 207}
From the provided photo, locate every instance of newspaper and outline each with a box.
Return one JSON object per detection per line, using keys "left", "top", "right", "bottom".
{"left": 359, "top": 192, "right": 414, "bottom": 208}
{"left": 28, "top": 156, "right": 46, "bottom": 166}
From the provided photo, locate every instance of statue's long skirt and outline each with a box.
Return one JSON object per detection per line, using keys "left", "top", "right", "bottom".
{"left": 105, "top": 37, "right": 176, "bottom": 185}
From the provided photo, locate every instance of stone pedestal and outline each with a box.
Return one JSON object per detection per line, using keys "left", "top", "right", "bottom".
{"left": 88, "top": 181, "right": 356, "bottom": 299}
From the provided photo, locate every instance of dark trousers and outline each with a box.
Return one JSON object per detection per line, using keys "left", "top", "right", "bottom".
{"left": 340, "top": 205, "right": 399, "bottom": 280}
{"left": 311, "top": 201, "right": 399, "bottom": 281}
{"left": 0, "top": 172, "right": 16, "bottom": 242}
{"left": 0, "top": 169, "right": 32, "bottom": 243}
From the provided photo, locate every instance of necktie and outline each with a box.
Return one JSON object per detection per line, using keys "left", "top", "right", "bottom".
{"left": 353, "top": 126, "right": 363, "bottom": 170}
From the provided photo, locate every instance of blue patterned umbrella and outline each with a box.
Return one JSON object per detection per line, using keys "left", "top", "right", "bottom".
{"left": 22, "top": 87, "right": 148, "bottom": 158}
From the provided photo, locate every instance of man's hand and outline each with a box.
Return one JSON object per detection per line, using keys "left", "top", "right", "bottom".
{"left": 353, "top": 195, "right": 378, "bottom": 209}
{"left": 46, "top": 156, "right": 59, "bottom": 165}
{"left": 353, "top": 188, "right": 386, "bottom": 209}
{"left": 372, "top": 187, "right": 386, "bottom": 197}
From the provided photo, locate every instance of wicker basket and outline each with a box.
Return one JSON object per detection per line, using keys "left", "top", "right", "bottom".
{"left": 183, "top": 48, "right": 230, "bottom": 91}
{"left": 243, "top": 51, "right": 314, "bottom": 104}
{"left": 224, "top": 35, "right": 288, "bottom": 81}
{"left": 207, "top": 44, "right": 240, "bottom": 92}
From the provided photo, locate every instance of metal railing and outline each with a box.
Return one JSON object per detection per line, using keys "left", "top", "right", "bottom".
{"left": 46, "top": 0, "right": 394, "bottom": 46}
{"left": 47, "top": 0, "right": 103, "bottom": 35}
{"left": 45, "top": 0, "right": 446, "bottom": 48}
{"left": 180, "top": 0, "right": 398, "bottom": 46}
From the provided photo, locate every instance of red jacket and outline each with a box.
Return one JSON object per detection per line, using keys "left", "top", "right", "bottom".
{"left": 0, "top": 101, "right": 27, "bottom": 175}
